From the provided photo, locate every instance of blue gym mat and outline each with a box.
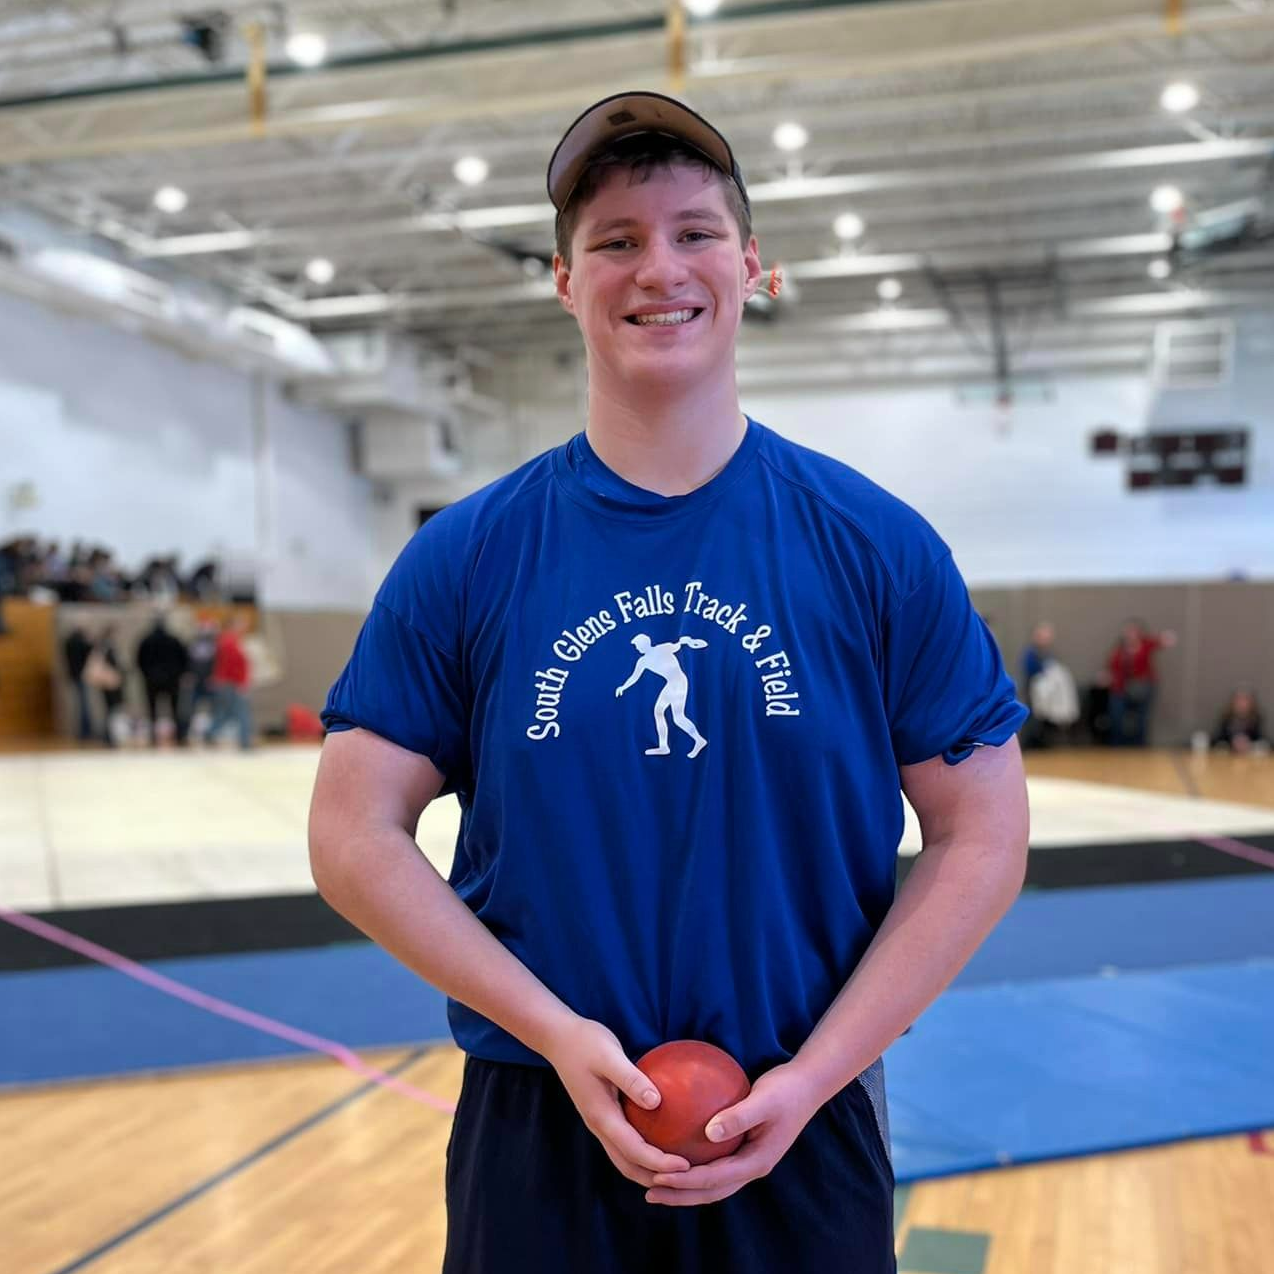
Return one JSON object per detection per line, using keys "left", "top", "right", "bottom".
{"left": 954, "top": 873, "right": 1274, "bottom": 985}
{"left": 886, "top": 958, "right": 1274, "bottom": 1180}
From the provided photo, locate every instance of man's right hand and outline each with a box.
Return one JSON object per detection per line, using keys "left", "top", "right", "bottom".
{"left": 542, "top": 1016, "right": 691, "bottom": 1189}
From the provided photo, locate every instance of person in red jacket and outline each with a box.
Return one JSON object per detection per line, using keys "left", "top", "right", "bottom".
{"left": 1106, "top": 618, "right": 1176, "bottom": 746}
{"left": 207, "top": 614, "right": 254, "bottom": 749}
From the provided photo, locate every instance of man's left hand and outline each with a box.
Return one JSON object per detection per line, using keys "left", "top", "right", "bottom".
{"left": 644, "top": 1061, "right": 822, "bottom": 1207}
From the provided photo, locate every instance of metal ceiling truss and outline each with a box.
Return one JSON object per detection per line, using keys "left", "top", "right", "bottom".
{"left": 0, "top": 0, "right": 1272, "bottom": 382}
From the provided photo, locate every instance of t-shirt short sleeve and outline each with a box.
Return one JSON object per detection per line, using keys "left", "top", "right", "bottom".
{"left": 322, "top": 519, "right": 471, "bottom": 794}
{"left": 882, "top": 550, "right": 1027, "bottom": 766}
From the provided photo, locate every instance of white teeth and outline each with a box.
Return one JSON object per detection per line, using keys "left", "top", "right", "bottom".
{"left": 632, "top": 308, "right": 696, "bottom": 326}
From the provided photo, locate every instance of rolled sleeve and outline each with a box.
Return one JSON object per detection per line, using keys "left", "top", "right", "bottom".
{"left": 883, "top": 552, "right": 1027, "bottom": 766}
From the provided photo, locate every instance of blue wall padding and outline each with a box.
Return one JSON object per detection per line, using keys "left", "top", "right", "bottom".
{"left": 886, "top": 959, "right": 1274, "bottom": 1181}
{"left": 953, "top": 875, "right": 1274, "bottom": 986}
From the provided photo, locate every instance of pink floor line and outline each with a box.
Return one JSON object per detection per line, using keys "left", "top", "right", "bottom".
{"left": 1195, "top": 835, "right": 1274, "bottom": 870}
{"left": 0, "top": 907, "right": 456, "bottom": 1115}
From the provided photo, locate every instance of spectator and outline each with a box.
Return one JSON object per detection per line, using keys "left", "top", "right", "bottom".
{"left": 187, "top": 616, "right": 219, "bottom": 733}
{"left": 1212, "top": 687, "right": 1265, "bottom": 754}
{"left": 63, "top": 624, "right": 95, "bottom": 742}
{"left": 0, "top": 539, "right": 19, "bottom": 595}
{"left": 88, "top": 550, "right": 122, "bottom": 602}
{"left": 2, "top": 537, "right": 225, "bottom": 604}
{"left": 83, "top": 625, "right": 126, "bottom": 746}
{"left": 135, "top": 611, "right": 191, "bottom": 746}
{"left": 38, "top": 541, "right": 68, "bottom": 585}
{"left": 1106, "top": 619, "right": 1177, "bottom": 747}
{"left": 1, "top": 536, "right": 39, "bottom": 596}
{"left": 206, "top": 614, "right": 254, "bottom": 750}
{"left": 1020, "top": 621, "right": 1052, "bottom": 689}
{"left": 1020, "top": 621, "right": 1079, "bottom": 749}
{"left": 137, "top": 555, "right": 183, "bottom": 601}
{"left": 186, "top": 558, "right": 220, "bottom": 601}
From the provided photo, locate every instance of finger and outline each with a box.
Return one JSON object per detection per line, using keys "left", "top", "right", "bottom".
{"left": 598, "top": 1138, "right": 656, "bottom": 1189}
{"left": 598, "top": 1062, "right": 691, "bottom": 1171}
{"left": 703, "top": 1093, "right": 769, "bottom": 1146}
{"left": 597, "top": 1113, "right": 691, "bottom": 1175}
{"left": 608, "top": 1062, "right": 661, "bottom": 1114}
{"left": 651, "top": 1140, "right": 770, "bottom": 1192}
{"left": 646, "top": 1181, "right": 748, "bottom": 1207}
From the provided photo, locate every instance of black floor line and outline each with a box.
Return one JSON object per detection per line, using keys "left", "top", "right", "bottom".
{"left": 46, "top": 1046, "right": 430, "bottom": 1274}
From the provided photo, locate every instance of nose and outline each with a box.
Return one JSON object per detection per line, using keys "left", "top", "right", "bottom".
{"left": 632, "top": 237, "right": 688, "bottom": 293}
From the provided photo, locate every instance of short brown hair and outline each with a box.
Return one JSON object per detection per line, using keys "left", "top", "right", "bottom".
{"left": 554, "top": 134, "right": 752, "bottom": 266}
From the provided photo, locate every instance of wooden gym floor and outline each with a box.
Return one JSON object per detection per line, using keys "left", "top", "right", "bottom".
{"left": 2, "top": 747, "right": 1272, "bottom": 1273}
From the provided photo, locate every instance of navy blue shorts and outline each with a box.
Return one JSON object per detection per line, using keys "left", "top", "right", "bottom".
{"left": 442, "top": 1055, "right": 895, "bottom": 1273}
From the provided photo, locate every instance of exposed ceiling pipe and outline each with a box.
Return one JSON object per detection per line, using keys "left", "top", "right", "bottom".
{"left": 57, "top": 60, "right": 1273, "bottom": 197}
{"left": 131, "top": 136, "right": 1272, "bottom": 263}
{"left": 4, "top": 0, "right": 1096, "bottom": 100}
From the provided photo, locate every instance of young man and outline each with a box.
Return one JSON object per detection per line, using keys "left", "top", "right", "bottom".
{"left": 311, "top": 91, "right": 1030, "bottom": 1271}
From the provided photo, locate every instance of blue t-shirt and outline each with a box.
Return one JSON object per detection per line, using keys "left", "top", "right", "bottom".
{"left": 323, "top": 418, "right": 1026, "bottom": 1074}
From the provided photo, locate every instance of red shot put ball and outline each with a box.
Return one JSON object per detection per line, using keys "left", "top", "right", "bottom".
{"left": 620, "top": 1040, "right": 751, "bottom": 1165}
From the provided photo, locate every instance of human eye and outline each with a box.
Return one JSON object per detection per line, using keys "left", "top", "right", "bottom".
{"left": 680, "top": 229, "right": 720, "bottom": 244}
{"left": 593, "top": 238, "right": 633, "bottom": 252}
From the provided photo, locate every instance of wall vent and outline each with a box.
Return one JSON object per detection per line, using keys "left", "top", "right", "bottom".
{"left": 1152, "top": 319, "right": 1234, "bottom": 389}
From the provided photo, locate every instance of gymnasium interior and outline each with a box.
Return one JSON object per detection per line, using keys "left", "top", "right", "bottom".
{"left": 2, "top": 2, "right": 1272, "bottom": 1271}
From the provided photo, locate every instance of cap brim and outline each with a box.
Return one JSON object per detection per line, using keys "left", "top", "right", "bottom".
{"left": 547, "top": 91, "right": 739, "bottom": 212}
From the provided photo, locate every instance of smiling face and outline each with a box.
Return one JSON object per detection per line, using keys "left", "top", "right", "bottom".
{"left": 553, "top": 159, "right": 761, "bottom": 399}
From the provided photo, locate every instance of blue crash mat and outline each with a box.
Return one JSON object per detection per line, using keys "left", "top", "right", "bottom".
{"left": 886, "top": 959, "right": 1274, "bottom": 1181}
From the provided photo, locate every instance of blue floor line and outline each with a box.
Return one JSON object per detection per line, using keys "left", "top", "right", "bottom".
{"left": 47, "top": 1047, "right": 429, "bottom": 1274}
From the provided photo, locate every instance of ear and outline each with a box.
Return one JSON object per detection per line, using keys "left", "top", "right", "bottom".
{"left": 741, "top": 235, "right": 763, "bottom": 304}
{"left": 553, "top": 253, "right": 575, "bottom": 316}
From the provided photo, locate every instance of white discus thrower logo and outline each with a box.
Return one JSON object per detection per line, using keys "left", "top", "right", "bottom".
{"left": 615, "top": 633, "right": 709, "bottom": 758}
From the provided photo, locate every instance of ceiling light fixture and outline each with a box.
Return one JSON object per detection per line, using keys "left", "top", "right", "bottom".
{"left": 1160, "top": 81, "right": 1199, "bottom": 113}
{"left": 305, "top": 257, "right": 335, "bottom": 285}
{"left": 1150, "top": 185, "right": 1184, "bottom": 214}
{"left": 877, "top": 277, "right": 902, "bottom": 302}
{"left": 286, "top": 32, "right": 328, "bottom": 67}
{"left": 153, "top": 185, "right": 188, "bottom": 214}
{"left": 833, "top": 212, "right": 865, "bottom": 241}
{"left": 453, "top": 155, "right": 490, "bottom": 186}
{"left": 772, "top": 122, "right": 809, "bottom": 153}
